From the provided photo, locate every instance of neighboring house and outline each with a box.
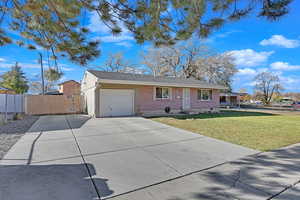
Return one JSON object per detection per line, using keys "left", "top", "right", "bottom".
{"left": 58, "top": 80, "right": 81, "bottom": 96}
{"left": 220, "top": 92, "right": 247, "bottom": 107}
{"left": 81, "top": 70, "right": 227, "bottom": 117}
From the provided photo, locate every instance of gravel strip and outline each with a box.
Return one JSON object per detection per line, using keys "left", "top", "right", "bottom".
{"left": 0, "top": 115, "right": 39, "bottom": 160}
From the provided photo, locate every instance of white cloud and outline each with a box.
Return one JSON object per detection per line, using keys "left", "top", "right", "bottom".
{"left": 88, "top": 11, "right": 134, "bottom": 47}
{"left": 228, "top": 49, "right": 274, "bottom": 67}
{"left": 0, "top": 58, "right": 6, "bottom": 62}
{"left": 204, "top": 30, "right": 241, "bottom": 43}
{"left": 270, "top": 62, "right": 300, "bottom": 71}
{"left": 0, "top": 62, "right": 40, "bottom": 69}
{"left": 237, "top": 68, "right": 257, "bottom": 76}
{"left": 260, "top": 35, "right": 300, "bottom": 48}
{"left": 98, "top": 35, "right": 134, "bottom": 43}
{"left": 0, "top": 59, "right": 74, "bottom": 72}
{"left": 116, "top": 41, "right": 133, "bottom": 48}
{"left": 279, "top": 75, "right": 300, "bottom": 90}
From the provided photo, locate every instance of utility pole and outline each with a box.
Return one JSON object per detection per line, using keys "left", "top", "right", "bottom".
{"left": 39, "top": 53, "right": 45, "bottom": 95}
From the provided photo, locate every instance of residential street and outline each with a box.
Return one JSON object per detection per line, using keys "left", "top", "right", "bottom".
{"left": 0, "top": 115, "right": 299, "bottom": 200}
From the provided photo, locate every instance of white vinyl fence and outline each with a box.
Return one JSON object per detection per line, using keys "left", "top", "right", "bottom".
{"left": 0, "top": 94, "right": 25, "bottom": 113}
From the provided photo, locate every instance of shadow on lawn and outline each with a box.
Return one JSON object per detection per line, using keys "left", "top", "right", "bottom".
{"left": 151, "top": 110, "right": 276, "bottom": 120}
{"left": 167, "top": 144, "right": 300, "bottom": 200}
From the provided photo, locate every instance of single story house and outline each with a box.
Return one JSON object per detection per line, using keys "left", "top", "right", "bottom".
{"left": 81, "top": 70, "right": 227, "bottom": 117}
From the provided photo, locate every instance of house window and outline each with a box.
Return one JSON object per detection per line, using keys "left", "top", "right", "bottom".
{"left": 156, "top": 87, "right": 170, "bottom": 99}
{"left": 198, "top": 89, "right": 212, "bottom": 101}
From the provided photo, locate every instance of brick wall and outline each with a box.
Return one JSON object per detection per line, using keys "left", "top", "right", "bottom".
{"left": 136, "top": 86, "right": 220, "bottom": 114}
{"left": 190, "top": 88, "right": 220, "bottom": 109}
{"left": 136, "top": 86, "right": 183, "bottom": 113}
{"left": 60, "top": 81, "right": 81, "bottom": 96}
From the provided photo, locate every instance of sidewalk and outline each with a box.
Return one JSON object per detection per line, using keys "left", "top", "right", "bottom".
{"left": 110, "top": 143, "right": 300, "bottom": 200}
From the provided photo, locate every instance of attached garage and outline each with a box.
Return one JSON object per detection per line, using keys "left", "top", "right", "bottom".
{"left": 99, "top": 89, "right": 134, "bottom": 117}
{"left": 81, "top": 70, "right": 226, "bottom": 117}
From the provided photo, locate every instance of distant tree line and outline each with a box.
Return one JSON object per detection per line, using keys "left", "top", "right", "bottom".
{"left": 0, "top": 62, "right": 63, "bottom": 94}
{"left": 100, "top": 40, "right": 237, "bottom": 91}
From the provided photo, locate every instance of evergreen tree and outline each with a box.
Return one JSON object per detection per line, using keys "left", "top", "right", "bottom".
{"left": 0, "top": 0, "right": 293, "bottom": 66}
{"left": 44, "top": 68, "right": 63, "bottom": 82}
{"left": 0, "top": 62, "right": 29, "bottom": 94}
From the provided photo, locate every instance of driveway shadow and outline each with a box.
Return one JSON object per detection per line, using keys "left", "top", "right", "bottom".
{"left": 165, "top": 144, "right": 300, "bottom": 200}
{"left": 0, "top": 163, "right": 114, "bottom": 200}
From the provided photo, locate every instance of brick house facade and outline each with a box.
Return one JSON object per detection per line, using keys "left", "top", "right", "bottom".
{"left": 58, "top": 80, "right": 81, "bottom": 96}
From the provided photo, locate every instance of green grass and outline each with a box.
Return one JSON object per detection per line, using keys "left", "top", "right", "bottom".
{"left": 151, "top": 111, "right": 300, "bottom": 151}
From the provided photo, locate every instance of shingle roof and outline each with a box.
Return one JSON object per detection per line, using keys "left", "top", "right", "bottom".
{"left": 87, "top": 70, "right": 227, "bottom": 89}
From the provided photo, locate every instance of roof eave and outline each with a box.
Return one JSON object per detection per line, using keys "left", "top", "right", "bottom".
{"left": 98, "top": 79, "right": 227, "bottom": 90}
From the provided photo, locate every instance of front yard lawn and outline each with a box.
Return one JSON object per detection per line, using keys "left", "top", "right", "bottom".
{"left": 151, "top": 110, "right": 300, "bottom": 151}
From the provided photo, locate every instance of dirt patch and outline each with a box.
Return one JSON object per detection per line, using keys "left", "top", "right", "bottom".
{"left": 0, "top": 115, "right": 39, "bottom": 159}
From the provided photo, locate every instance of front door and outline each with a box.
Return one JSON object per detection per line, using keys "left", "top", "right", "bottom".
{"left": 182, "top": 88, "right": 191, "bottom": 110}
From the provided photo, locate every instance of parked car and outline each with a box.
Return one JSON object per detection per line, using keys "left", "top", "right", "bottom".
{"left": 292, "top": 102, "right": 300, "bottom": 110}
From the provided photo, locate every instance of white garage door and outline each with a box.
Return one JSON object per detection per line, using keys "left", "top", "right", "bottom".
{"left": 99, "top": 89, "right": 134, "bottom": 117}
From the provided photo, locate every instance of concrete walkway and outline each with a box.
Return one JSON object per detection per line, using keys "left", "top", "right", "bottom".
{"left": 0, "top": 115, "right": 299, "bottom": 199}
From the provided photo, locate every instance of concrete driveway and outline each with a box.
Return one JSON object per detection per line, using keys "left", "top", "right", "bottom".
{"left": 3, "top": 115, "right": 297, "bottom": 200}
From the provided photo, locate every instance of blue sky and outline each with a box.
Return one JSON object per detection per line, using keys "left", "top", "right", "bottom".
{"left": 0, "top": 1, "right": 299, "bottom": 93}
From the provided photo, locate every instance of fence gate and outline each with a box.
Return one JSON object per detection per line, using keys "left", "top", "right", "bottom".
{"left": 25, "top": 95, "right": 83, "bottom": 115}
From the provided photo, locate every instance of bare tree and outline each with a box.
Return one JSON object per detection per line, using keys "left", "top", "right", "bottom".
{"left": 141, "top": 40, "right": 237, "bottom": 89}
{"left": 100, "top": 52, "right": 143, "bottom": 74}
{"left": 141, "top": 47, "right": 170, "bottom": 76}
{"left": 142, "top": 41, "right": 212, "bottom": 77}
{"left": 158, "top": 46, "right": 182, "bottom": 77}
{"left": 254, "top": 72, "right": 283, "bottom": 105}
{"left": 194, "top": 54, "right": 237, "bottom": 90}
{"left": 180, "top": 42, "right": 213, "bottom": 78}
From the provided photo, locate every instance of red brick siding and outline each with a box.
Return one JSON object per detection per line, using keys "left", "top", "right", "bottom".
{"left": 136, "top": 86, "right": 220, "bottom": 113}
{"left": 136, "top": 86, "right": 182, "bottom": 112}
{"left": 60, "top": 81, "right": 81, "bottom": 96}
{"left": 190, "top": 88, "right": 220, "bottom": 109}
